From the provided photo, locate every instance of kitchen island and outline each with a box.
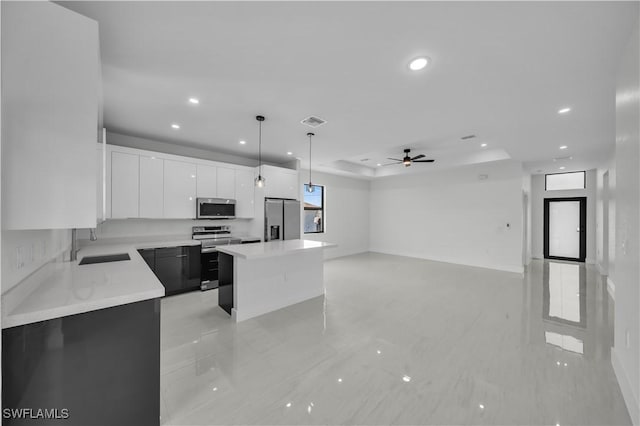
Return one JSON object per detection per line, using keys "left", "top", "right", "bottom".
{"left": 216, "top": 239, "right": 336, "bottom": 322}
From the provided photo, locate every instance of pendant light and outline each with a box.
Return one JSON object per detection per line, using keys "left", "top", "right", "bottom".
{"left": 306, "top": 132, "right": 315, "bottom": 193}
{"left": 255, "top": 115, "right": 266, "bottom": 188}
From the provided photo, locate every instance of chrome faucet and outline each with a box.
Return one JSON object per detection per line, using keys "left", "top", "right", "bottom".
{"left": 70, "top": 228, "right": 98, "bottom": 261}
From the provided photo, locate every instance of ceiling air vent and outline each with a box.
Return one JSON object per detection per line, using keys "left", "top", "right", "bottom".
{"left": 301, "top": 116, "right": 327, "bottom": 128}
{"left": 461, "top": 134, "right": 476, "bottom": 140}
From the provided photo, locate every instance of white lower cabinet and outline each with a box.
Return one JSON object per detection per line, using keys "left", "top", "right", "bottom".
{"left": 217, "top": 167, "right": 236, "bottom": 199}
{"left": 235, "top": 169, "right": 255, "bottom": 218}
{"left": 111, "top": 151, "right": 139, "bottom": 218}
{"left": 163, "top": 160, "right": 197, "bottom": 218}
{"left": 139, "top": 156, "right": 164, "bottom": 218}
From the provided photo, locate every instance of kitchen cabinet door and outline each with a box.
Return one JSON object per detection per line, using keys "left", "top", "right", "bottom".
{"left": 281, "top": 171, "right": 299, "bottom": 200}
{"left": 111, "top": 151, "right": 139, "bottom": 218}
{"left": 235, "top": 169, "right": 255, "bottom": 218}
{"left": 186, "top": 246, "right": 202, "bottom": 290}
{"left": 139, "top": 156, "right": 164, "bottom": 218}
{"left": 154, "top": 247, "right": 184, "bottom": 295}
{"left": 163, "top": 160, "right": 197, "bottom": 218}
{"left": 2, "top": 1, "right": 99, "bottom": 229}
{"left": 217, "top": 167, "right": 236, "bottom": 199}
{"left": 196, "top": 164, "right": 217, "bottom": 198}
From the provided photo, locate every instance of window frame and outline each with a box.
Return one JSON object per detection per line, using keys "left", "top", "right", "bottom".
{"left": 544, "top": 171, "right": 586, "bottom": 191}
{"left": 303, "top": 184, "right": 325, "bottom": 234}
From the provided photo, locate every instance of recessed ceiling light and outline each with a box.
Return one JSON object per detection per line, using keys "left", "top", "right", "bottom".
{"left": 377, "top": 163, "right": 382, "bottom": 166}
{"left": 481, "top": 143, "right": 487, "bottom": 147}
{"left": 287, "top": 152, "right": 293, "bottom": 155}
{"left": 239, "top": 140, "right": 246, "bottom": 145}
{"left": 558, "top": 107, "right": 571, "bottom": 114}
{"left": 171, "top": 123, "right": 180, "bottom": 129}
{"left": 409, "top": 57, "right": 429, "bottom": 71}
{"left": 559, "top": 166, "right": 566, "bottom": 170}
{"left": 559, "top": 145, "right": 568, "bottom": 150}
{"left": 188, "top": 97, "right": 199, "bottom": 104}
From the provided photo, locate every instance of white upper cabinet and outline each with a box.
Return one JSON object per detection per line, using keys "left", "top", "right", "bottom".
{"left": 262, "top": 165, "right": 299, "bottom": 200}
{"left": 2, "top": 2, "right": 100, "bottom": 229}
{"left": 164, "top": 160, "right": 197, "bottom": 218}
{"left": 196, "top": 164, "right": 217, "bottom": 198}
{"left": 139, "top": 156, "right": 164, "bottom": 218}
{"left": 217, "top": 167, "right": 236, "bottom": 199}
{"left": 235, "top": 169, "right": 255, "bottom": 218}
{"left": 111, "top": 152, "right": 139, "bottom": 219}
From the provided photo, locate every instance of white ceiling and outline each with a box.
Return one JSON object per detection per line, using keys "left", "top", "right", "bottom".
{"left": 59, "top": 1, "right": 638, "bottom": 178}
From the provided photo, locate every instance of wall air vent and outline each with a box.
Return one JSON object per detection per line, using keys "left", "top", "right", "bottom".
{"left": 301, "top": 116, "right": 327, "bottom": 128}
{"left": 461, "top": 134, "right": 476, "bottom": 140}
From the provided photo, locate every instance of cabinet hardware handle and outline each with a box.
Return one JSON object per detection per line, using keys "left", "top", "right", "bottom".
{"left": 175, "top": 254, "right": 187, "bottom": 258}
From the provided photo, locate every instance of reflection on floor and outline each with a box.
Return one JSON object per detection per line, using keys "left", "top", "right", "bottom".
{"left": 160, "top": 254, "right": 631, "bottom": 425}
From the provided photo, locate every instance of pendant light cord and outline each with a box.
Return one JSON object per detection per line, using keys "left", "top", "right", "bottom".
{"left": 259, "top": 120, "right": 262, "bottom": 175}
{"left": 308, "top": 133, "right": 312, "bottom": 185}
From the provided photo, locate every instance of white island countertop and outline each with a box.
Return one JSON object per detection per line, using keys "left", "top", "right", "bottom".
{"left": 216, "top": 239, "right": 336, "bottom": 260}
{"left": 2, "top": 236, "right": 200, "bottom": 329}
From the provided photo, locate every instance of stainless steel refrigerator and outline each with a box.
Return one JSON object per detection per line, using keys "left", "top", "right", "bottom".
{"left": 264, "top": 198, "right": 301, "bottom": 241}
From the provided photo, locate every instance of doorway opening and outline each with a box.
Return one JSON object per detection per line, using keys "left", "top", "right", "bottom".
{"left": 544, "top": 197, "right": 587, "bottom": 262}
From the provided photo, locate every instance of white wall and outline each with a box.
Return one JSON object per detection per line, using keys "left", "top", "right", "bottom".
{"left": 1, "top": 229, "right": 70, "bottom": 294}
{"left": 107, "top": 131, "right": 259, "bottom": 168}
{"left": 522, "top": 174, "right": 532, "bottom": 265}
{"left": 79, "top": 218, "right": 253, "bottom": 241}
{"left": 299, "top": 170, "right": 370, "bottom": 260}
{"left": 611, "top": 22, "right": 640, "bottom": 426}
{"left": 370, "top": 160, "right": 524, "bottom": 273}
{"left": 530, "top": 170, "right": 597, "bottom": 263}
{"left": 596, "top": 156, "right": 616, "bottom": 277}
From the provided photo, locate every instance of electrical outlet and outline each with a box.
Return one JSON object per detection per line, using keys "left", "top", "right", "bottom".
{"left": 626, "top": 330, "right": 631, "bottom": 349}
{"left": 15, "top": 247, "right": 24, "bottom": 270}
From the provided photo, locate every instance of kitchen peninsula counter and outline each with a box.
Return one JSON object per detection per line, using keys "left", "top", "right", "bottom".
{"left": 216, "top": 239, "right": 336, "bottom": 321}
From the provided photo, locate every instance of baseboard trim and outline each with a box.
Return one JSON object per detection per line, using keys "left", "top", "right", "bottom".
{"left": 611, "top": 347, "right": 639, "bottom": 425}
{"left": 368, "top": 248, "right": 524, "bottom": 274}
{"left": 607, "top": 277, "right": 616, "bottom": 300}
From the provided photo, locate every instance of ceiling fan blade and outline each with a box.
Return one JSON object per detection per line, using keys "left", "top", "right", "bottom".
{"left": 413, "top": 159, "right": 435, "bottom": 163}
{"left": 386, "top": 158, "right": 403, "bottom": 162}
{"left": 411, "top": 154, "right": 425, "bottom": 160}
{"left": 381, "top": 162, "right": 399, "bottom": 166}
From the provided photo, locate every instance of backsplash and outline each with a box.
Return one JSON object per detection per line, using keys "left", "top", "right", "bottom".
{"left": 78, "top": 218, "right": 255, "bottom": 240}
{"left": 1, "top": 229, "right": 71, "bottom": 294}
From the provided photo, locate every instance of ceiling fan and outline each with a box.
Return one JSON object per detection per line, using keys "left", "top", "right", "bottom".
{"left": 385, "top": 149, "right": 435, "bottom": 167}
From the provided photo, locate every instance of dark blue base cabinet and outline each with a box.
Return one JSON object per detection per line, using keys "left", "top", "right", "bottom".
{"left": 2, "top": 299, "right": 161, "bottom": 426}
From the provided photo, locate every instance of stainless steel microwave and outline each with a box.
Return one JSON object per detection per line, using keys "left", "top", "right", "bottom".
{"left": 196, "top": 198, "right": 236, "bottom": 219}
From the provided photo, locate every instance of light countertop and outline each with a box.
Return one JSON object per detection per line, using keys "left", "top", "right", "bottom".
{"left": 2, "top": 236, "right": 201, "bottom": 329}
{"left": 216, "top": 239, "right": 336, "bottom": 260}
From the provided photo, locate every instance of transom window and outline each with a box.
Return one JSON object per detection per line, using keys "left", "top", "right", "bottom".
{"left": 545, "top": 171, "right": 586, "bottom": 191}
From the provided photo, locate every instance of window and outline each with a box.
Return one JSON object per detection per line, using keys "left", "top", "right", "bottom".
{"left": 545, "top": 171, "right": 586, "bottom": 191}
{"left": 303, "top": 184, "right": 324, "bottom": 234}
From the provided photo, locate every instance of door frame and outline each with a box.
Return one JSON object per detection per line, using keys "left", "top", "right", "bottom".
{"left": 543, "top": 197, "right": 587, "bottom": 262}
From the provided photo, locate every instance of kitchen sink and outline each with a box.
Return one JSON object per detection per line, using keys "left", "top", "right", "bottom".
{"left": 79, "top": 253, "right": 131, "bottom": 265}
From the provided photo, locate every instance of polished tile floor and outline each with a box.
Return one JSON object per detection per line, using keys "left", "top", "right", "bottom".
{"left": 160, "top": 253, "right": 631, "bottom": 425}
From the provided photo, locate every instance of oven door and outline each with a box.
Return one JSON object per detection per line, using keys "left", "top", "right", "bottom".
{"left": 197, "top": 198, "right": 236, "bottom": 219}
{"left": 200, "top": 249, "right": 219, "bottom": 290}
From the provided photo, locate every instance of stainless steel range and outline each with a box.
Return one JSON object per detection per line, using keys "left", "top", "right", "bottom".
{"left": 192, "top": 225, "right": 240, "bottom": 291}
